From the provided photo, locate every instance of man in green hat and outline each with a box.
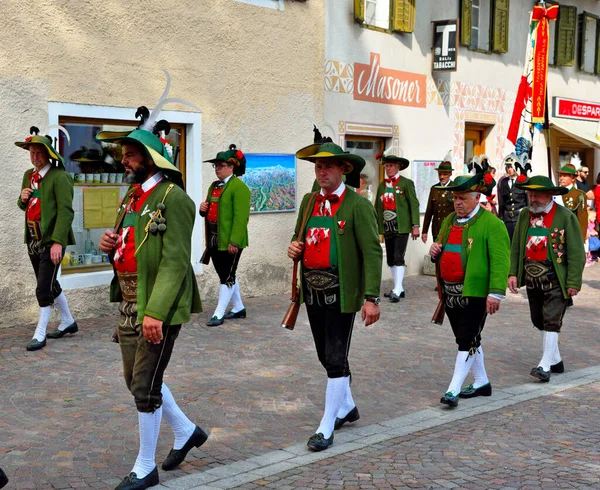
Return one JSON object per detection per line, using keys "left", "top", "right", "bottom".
{"left": 508, "top": 175, "right": 585, "bottom": 382}
{"left": 557, "top": 163, "right": 588, "bottom": 240}
{"left": 422, "top": 152, "right": 454, "bottom": 244}
{"left": 200, "top": 144, "right": 251, "bottom": 326}
{"left": 16, "top": 126, "right": 78, "bottom": 351}
{"left": 375, "top": 153, "right": 420, "bottom": 301}
{"left": 288, "top": 141, "right": 382, "bottom": 451}
{"left": 429, "top": 172, "right": 510, "bottom": 408}
{"left": 98, "top": 113, "right": 205, "bottom": 490}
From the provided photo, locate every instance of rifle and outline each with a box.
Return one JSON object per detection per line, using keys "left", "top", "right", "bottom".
{"left": 431, "top": 296, "right": 445, "bottom": 325}
{"left": 281, "top": 192, "right": 317, "bottom": 331}
{"left": 281, "top": 259, "right": 300, "bottom": 330}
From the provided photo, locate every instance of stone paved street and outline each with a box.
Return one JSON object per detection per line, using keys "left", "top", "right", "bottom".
{"left": 1, "top": 265, "right": 599, "bottom": 489}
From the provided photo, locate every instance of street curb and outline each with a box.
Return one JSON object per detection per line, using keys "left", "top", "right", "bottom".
{"left": 156, "top": 366, "right": 600, "bottom": 489}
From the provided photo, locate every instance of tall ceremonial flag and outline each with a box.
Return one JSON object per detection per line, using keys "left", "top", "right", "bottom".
{"left": 507, "top": 3, "right": 559, "bottom": 158}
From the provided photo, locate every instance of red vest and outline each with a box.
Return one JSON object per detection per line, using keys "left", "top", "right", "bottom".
{"left": 207, "top": 186, "right": 224, "bottom": 223}
{"left": 440, "top": 225, "right": 465, "bottom": 283}
{"left": 525, "top": 203, "right": 558, "bottom": 261}
{"left": 381, "top": 175, "right": 400, "bottom": 211}
{"left": 303, "top": 191, "right": 345, "bottom": 269}
{"left": 26, "top": 171, "right": 43, "bottom": 222}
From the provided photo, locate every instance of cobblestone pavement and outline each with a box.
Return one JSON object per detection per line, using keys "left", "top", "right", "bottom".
{"left": 233, "top": 381, "right": 600, "bottom": 490}
{"left": 1, "top": 264, "right": 599, "bottom": 489}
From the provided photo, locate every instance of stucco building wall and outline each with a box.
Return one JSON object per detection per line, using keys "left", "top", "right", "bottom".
{"left": 0, "top": 0, "right": 324, "bottom": 328}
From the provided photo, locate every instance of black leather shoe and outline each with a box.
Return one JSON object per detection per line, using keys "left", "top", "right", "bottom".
{"left": 440, "top": 392, "right": 459, "bottom": 407}
{"left": 0, "top": 467, "right": 8, "bottom": 489}
{"left": 399, "top": 291, "right": 406, "bottom": 298}
{"left": 551, "top": 361, "right": 564, "bottom": 373}
{"left": 307, "top": 432, "right": 334, "bottom": 451}
{"left": 26, "top": 338, "right": 46, "bottom": 351}
{"left": 530, "top": 366, "right": 550, "bottom": 382}
{"left": 389, "top": 293, "right": 400, "bottom": 303}
{"left": 459, "top": 383, "right": 492, "bottom": 398}
{"left": 46, "top": 321, "right": 79, "bottom": 339}
{"left": 206, "top": 316, "right": 224, "bottom": 327}
{"left": 223, "top": 308, "right": 246, "bottom": 319}
{"left": 162, "top": 426, "right": 208, "bottom": 471}
{"left": 115, "top": 467, "right": 158, "bottom": 490}
{"left": 383, "top": 290, "right": 393, "bottom": 298}
{"left": 334, "top": 406, "right": 360, "bottom": 430}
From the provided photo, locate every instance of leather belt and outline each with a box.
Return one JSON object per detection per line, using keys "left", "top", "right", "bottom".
{"left": 303, "top": 268, "right": 339, "bottom": 291}
{"left": 117, "top": 271, "right": 138, "bottom": 302}
{"left": 27, "top": 220, "right": 42, "bottom": 241}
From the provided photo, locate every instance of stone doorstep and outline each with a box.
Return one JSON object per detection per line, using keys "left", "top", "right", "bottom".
{"left": 155, "top": 365, "right": 600, "bottom": 490}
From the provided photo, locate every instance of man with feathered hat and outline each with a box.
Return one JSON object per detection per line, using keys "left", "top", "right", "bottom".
{"left": 497, "top": 153, "right": 528, "bottom": 241}
{"left": 288, "top": 141, "right": 382, "bottom": 451}
{"left": 508, "top": 176, "right": 585, "bottom": 382}
{"left": 429, "top": 171, "right": 510, "bottom": 408}
{"left": 200, "top": 145, "right": 251, "bottom": 326}
{"left": 375, "top": 153, "right": 420, "bottom": 301}
{"left": 557, "top": 162, "right": 589, "bottom": 240}
{"left": 15, "top": 126, "right": 78, "bottom": 351}
{"left": 422, "top": 151, "right": 454, "bottom": 244}
{"left": 98, "top": 104, "right": 205, "bottom": 490}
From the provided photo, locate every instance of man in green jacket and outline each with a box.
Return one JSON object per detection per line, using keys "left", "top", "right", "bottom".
{"left": 508, "top": 176, "right": 585, "bottom": 383}
{"left": 289, "top": 142, "right": 382, "bottom": 452}
{"left": 16, "top": 127, "right": 77, "bottom": 351}
{"left": 98, "top": 115, "right": 204, "bottom": 490}
{"left": 429, "top": 172, "right": 510, "bottom": 408}
{"left": 200, "top": 145, "right": 251, "bottom": 326}
{"left": 375, "top": 154, "right": 420, "bottom": 301}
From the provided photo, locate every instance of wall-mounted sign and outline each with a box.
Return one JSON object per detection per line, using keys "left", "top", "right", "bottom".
{"left": 353, "top": 52, "right": 426, "bottom": 108}
{"left": 432, "top": 19, "right": 458, "bottom": 72}
{"left": 412, "top": 160, "right": 442, "bottom": 213}
{"left": 552, "top": 97, "right": 600, "bottom": 121}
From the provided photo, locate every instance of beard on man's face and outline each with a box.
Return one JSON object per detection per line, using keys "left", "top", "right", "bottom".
{"left": 125, "top": 163, "right": 150, "bottom": 184}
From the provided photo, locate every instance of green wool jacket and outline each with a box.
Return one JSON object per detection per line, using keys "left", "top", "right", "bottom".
{"left": 509, "top": 204, "right": 585, "bottom": 298}
{"left": 17, "top": 167, "right": 76, "bottom": 247}
{"left": 375, "top": 177, "right": 420, "bottom": 234}
{"left": 293, "top": 188, "right": 382, "bottom": 313}
{"left": 436, "top": 208, "right": 510, "bottom": 297}
{"left": 109, "top": 181, "right": 202, "bottom": 325}
{"left": 201, "top": 176, "right": 251, "bottom": 250}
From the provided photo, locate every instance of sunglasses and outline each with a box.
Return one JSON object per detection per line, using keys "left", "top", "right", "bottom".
{"left": 212, "top": 163, "right": 230, "bottom": 169}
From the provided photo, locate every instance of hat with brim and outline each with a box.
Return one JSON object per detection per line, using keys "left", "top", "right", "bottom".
{"left": 204, "top": 144, "right": 246, "bottom": 176}
{"left": 15, "top": 135, "right": 65, "bottom": 166}
{"left": 70, "top": 147, "right": 104, "bottom": 163}
{"left": 558, "top": 163, "right": 577, "bottom": 176}
{"left": 96, "top": 129, "right": 183, "bottom": 187}
{"left": 503, "top": 153, "right": 518, "bottom": 167}
{"left": 296, "top": 142, "right": 365, "bottom": 188}
{"left": 435, "top": 161, "right": 454, "bottom": 172}
{"left": 380, "top": 155, "right": 409, "bottom": 171}
{"left": 437, "top": 172, "right": 496, "bottom": 196}
{"left": 515, "top": 175, "right": 568, "bottom": 195}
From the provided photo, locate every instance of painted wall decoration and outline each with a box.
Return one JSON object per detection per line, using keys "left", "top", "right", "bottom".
{"left": 241, "top": 154, "right": 296, "bottom": 213}
{"left": 412, "top": 160, "right": 442, "bottom": 213}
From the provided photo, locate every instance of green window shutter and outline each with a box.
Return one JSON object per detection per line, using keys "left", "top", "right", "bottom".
{"left": 578, "top": 13, "right": 585, "bottom": 71}
{"left": 491, "top": 0, "right": 510, "bottom": 53}
{"left": 555, "top": 6, "right": 577, "bottom": 67}
{"left": 460, "top": 0, "right": 473, "bottom": 46}
{"left": 354, "top": 0, "right": 365, "bottom": 24}
{"left": 391, "top": 0, "right": 416, "bottom": 33}
{"left": 596, "top": 19, "right": 600, "bottom": 74}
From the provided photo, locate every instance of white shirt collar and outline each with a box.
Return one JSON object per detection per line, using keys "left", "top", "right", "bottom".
{"left": 221, "top": 174, "right": 234, "bottom": 185}
{"left": 320, "top": 181, "right": 346, "bottom": 197}
{"left": 36, "top": 164, "right": 51, "bottom": 178}
{"left": 142, "top": 171, "right": 164, "bottom": 192}
{"left": 456, "top": 204, "right": 480, "bottom": 223}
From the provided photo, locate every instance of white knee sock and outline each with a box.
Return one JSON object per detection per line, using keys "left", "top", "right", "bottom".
{"left": 392, "top": 265, "right": 405, "bottom": 295}
{"left": 336, "top": 376, "right": 355, "bottom": 418}
{"left": 131, "top": 408, "right": 162, "bottom": 478}
{"left": 213, "top": 284, "right": 234, "bottom": 319}
{"left": 316, "top": 377, "right": 348, "bottom": 438}
{"left": 230, "top": 280, "right": 245, "bottom": 313}
{"left": 161, "top": 383, "right": 196, "bottom": 450}
{"left": 472, "top": 347, "right": 489, "bottom": 388}
{"left": 446, "top": 351, "right": 475, "bottom": 396}
{"left": 33, "top": 306, "right": 52, "bottom": 342}
{"left": 54, "top": 292, "right": 75, "bottom": 330}
{"left": 539, "top": 331, "right": 558, "bottom": 371}
{"left": 551, "top": 333, "right": 562, "bottom": 365}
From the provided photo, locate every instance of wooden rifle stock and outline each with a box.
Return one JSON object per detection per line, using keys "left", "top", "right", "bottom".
{"left": 281, "top": 260, "right": 300, "bottom": 330}
{"left": 431, "top": 298, "right": 445, "bottom": 325}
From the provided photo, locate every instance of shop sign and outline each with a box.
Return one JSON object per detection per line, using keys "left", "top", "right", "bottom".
{"left": 432, "top": 19, "right": 458, "bottom": 72}
{"left": 354, "top": 52, "right": 426, "bottom": 108}
{"left": 552, "top": 97, "right": 600, "bottom": 121}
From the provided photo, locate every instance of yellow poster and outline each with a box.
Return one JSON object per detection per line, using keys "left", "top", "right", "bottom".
{"left": 83, "top": 188, "right": 119, "bottom": 229}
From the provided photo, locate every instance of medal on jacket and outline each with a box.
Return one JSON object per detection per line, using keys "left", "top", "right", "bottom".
{"left": 338, "top": 220, "right": 346, "bottom": 235}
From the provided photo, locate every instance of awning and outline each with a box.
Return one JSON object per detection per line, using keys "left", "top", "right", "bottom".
{"left": 550, "top": 116, "right": 600, "bottom": 149}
